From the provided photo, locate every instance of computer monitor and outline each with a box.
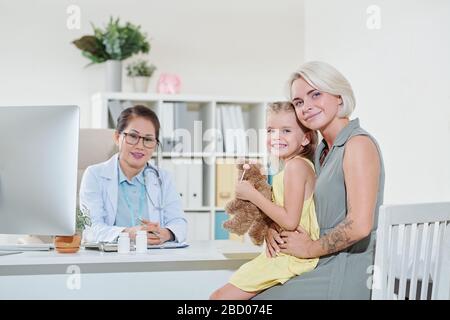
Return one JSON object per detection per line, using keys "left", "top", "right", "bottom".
{"left": 0, "top": 105, "right": 79, "bottom": 236}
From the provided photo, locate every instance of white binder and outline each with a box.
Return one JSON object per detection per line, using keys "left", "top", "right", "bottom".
{"left": 215, "top": 106, "right": 224, "bottom": 153}
{"left": 161, "top": 159, "right": 203, "bottom": 209}
{"left": 188, "top": 159, "right": 203, "bottom": 208}
{"left": 221, "top": 105, "right": 235, "bottom": 153}
{"left": 160, "top": 159, "right": 187, "bottom": 207}
{"left": 233, "top": 105, "right": 246, "bottom": 154}
{"left": 174, "top": 160, "right": 189, "bottom": 208}
{"left": 161, "top": 102, "right": 175, "bottom": 152}
{"left": 185, "top": 212, "right": 210, "bottom": 242}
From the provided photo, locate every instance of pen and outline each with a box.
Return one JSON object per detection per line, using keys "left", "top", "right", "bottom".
{"left": 138, "top": 218, "right": 160, "bottom": 237}
{"left": 147, "top": 230, "right": 160, "bottom": 237}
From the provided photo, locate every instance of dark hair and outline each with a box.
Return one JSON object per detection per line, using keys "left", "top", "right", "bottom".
{"left": 116, "top": 105, "right": 160, "bottom": 143}
{"left": 267, "top": 101, "right": 318, "bottom": 163}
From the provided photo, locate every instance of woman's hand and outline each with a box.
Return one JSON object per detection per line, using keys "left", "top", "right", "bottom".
{"left": 265, "top": 223, "right": 284, "bottom": 258}
{"left": 279, "top": 225, "right": 315, "bottom": 259}
{"left": 235, "top": 181, "right": 257, "bottom": 201}
{"left": 152, "top": 228, "right": 173, "bottom": 244}
{"left": 140, "top": 219, "right": 173, "bottom": 245}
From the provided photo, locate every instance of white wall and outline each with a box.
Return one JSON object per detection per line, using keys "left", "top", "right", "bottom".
{"left": 0, "top": 0, "right": 304, "bottom": 127}
{"left": 304, "top": 0, "right": 450, "bottom": 204}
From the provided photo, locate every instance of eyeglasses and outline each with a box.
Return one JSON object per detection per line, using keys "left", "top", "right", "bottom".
{"left": 122, "top": 132, "right": 157, "bottom": 149}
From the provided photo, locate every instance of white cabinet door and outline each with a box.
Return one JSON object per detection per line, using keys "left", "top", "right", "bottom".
{"left": 188, "top": 159, "right": 203, "bottom": 208}
{"left": 186, "top": 212, "right": 210, "bottom": 242}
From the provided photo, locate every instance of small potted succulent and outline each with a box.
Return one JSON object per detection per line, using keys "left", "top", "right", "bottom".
{"left": 127, "top": 59, "right": 157, "bottom": 92}
{"left": 54, "top": 207, "right": 91, "bottom": 254}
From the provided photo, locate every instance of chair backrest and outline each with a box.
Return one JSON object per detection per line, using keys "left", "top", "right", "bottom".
{"left": 372, "top": 202, "right": 450, "bottom": 300}
{"left": 77, "top": 129, "right": 117, "bottom": 194}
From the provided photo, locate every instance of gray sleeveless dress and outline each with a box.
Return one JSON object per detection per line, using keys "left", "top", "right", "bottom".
{"left": 255, "top": 118, "right": 385, "bottom": 300}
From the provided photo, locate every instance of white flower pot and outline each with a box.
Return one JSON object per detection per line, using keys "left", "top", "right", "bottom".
{"left": 132, "top": 76, "right": 150, "bottom": 92}
{"left": 105, "top": 60, "right": 122, "bottom": 92}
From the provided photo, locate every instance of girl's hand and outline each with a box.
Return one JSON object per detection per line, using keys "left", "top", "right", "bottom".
{"left": 235, "top": 181, "right": 257, "bottom": 201}
{"left": 279, "top": 225, "right": 315, "bottom": 259}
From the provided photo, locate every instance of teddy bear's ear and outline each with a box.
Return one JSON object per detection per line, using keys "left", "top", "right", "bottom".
{"left": 249, "top": 162, "right": 268, "bottom": 176}
{"left": 249, "top": 163, "right": 262, "bottom": 172}
{"left": 243, "top": 164, "right": 256, "bottom": 177}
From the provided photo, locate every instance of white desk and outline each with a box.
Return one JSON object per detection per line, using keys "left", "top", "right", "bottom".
{"left": 0, "top": 240, "right": 263, "bottom": 299}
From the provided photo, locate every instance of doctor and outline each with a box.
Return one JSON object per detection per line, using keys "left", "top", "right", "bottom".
{"left": 79, "top": 105, "right": 187, "bottom": 244}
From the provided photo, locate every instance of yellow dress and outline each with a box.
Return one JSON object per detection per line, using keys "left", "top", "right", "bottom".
{"left": 229, "top": 157, "right": 320, "bottom": 292}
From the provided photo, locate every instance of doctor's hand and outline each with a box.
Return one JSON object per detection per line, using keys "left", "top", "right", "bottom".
{"left": 123, "top": 225, "right": 145, "bottom": 240}
{"left": 139, "top": 219, "right": 174, "bottom": 244}
{"left": 149, "top": 227, "right": 173, "bottom": 245}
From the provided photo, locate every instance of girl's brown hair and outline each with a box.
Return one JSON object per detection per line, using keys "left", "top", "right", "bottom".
{"left": 267, "top": 101, "right": 318, "bottom": 163}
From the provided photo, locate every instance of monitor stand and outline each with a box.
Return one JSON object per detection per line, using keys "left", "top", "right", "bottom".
{"left": 0, "top": 243, "right": 53, "bottom": 251}
{"left": 0, "top": 235, "right": 54, "bottom": 252}
{"left": 0, "top": 251, "right": 23, "bottom": 256}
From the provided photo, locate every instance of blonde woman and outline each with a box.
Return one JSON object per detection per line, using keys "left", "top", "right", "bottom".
{"left": 256, "top": 61, "right": 385, "bottom": 300}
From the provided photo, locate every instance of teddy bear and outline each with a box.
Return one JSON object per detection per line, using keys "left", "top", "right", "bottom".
{"left": 222, "top": 162, "right": 273, "bottom": 245}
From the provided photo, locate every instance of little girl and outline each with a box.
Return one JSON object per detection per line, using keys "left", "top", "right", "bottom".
{"left": 210, "top": 101, "right": 319, "bottom": 300}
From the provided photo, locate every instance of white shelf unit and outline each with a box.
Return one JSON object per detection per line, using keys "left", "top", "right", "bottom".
{"left": 91, "top": 92, "right": 281, "bottom": 241}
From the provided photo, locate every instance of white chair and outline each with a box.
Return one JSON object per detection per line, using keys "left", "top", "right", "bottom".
{"left": 372, "top": 202, "right": 450, "bottom": 300}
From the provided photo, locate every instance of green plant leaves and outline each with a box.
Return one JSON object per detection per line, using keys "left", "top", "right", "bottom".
{"left": 72, "top": 17, "right": 150, "bottom": 64}
{"left": 126, "top": 60, "right": 156, "bottom": 77}
{"left": 76, "top": 207, "right": 92, "bottom": 232}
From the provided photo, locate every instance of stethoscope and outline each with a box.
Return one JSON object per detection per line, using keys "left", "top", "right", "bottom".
{"left": 143, "top": 162, "right": 164, "bottom": 215}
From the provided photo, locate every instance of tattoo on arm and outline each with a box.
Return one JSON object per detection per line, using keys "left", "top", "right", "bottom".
{"left": 319, "top": 217, "right": 357, "bottom": 255}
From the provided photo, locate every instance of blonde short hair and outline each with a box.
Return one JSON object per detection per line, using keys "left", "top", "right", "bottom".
{"left": 288, "top": 61, "right": 356, "bottom": 118}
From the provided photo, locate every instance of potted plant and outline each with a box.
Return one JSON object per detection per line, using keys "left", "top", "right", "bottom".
{"left": 72, "top": 17, "right": 150, "bottom": 92}
{"left": 127, "top": 59, "right": 157, "bottom": 92}
{"left": 54, "top": 207, "right": 91, "bottom": 254}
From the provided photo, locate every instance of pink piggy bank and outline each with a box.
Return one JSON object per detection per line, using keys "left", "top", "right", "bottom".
{"left": 157, "top": 73, "right": 181, "bottom": 94}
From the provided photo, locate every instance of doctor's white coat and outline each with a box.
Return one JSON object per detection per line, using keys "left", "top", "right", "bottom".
{"left": 79, "top": 154, "right": 187, "bottom": 243}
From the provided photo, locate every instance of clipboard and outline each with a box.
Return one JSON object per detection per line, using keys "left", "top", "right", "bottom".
{"left": 147, "top": 241, "right": 189, "bottom": 249}
{"left": 83, "top": 241, "right": 189, "bottom": 252}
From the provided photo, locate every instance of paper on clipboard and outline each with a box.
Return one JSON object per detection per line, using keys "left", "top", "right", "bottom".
{"left": 147, "top": 241, "right": 189, "bottom": 249}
